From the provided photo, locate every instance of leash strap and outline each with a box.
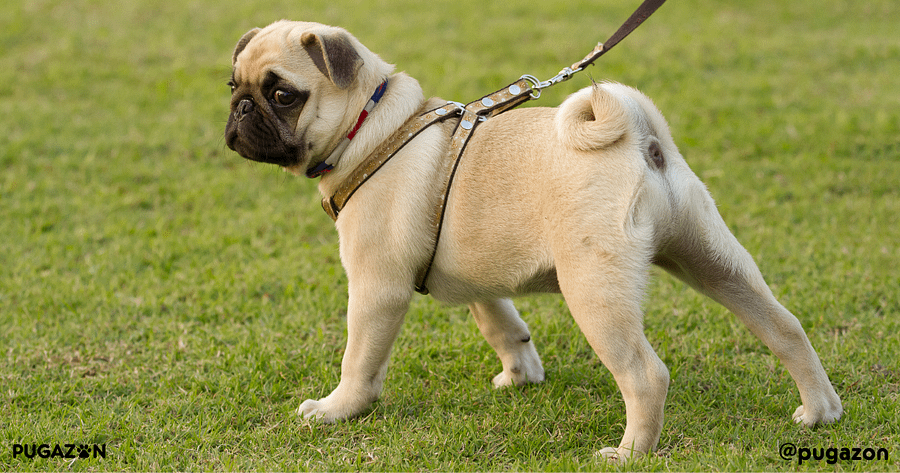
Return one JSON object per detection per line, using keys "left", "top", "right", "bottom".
{"left": 575, "top": 0, "right": 667, "bottom": 71}
{"left": 521, "top": 0, "right": 667, "bottom": 95}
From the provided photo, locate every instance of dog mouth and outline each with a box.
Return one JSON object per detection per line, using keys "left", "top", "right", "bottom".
{"left": 226, "top": 131, "right": 303, "bottom": 168}
{"left": 225, "top": 107, "right": 305, "bottom": 168}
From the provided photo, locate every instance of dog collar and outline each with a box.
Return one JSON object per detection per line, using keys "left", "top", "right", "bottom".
{"left": 306, "top": 80, "right": 389, "bottom": 178}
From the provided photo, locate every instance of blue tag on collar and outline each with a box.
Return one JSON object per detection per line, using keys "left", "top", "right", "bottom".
{"left": 305, "top": 162, "right": 334, "bottom": 178}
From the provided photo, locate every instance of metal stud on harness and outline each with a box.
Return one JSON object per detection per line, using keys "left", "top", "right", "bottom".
{"left": 318, "top": 0, "right": 667, "bottom": 294}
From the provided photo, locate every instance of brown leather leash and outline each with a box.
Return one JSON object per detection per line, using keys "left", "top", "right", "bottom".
{"left": 318, "top": 0, "right": 667, "bottom": 294}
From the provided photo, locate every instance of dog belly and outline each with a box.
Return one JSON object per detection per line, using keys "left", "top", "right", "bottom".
{"left": 427, "top": 257, "right": 561, "bottom": 303}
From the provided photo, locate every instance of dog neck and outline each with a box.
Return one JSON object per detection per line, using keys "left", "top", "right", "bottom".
{"left": 305, "top": 80, "right": 389, "bottom": 178}
{"left": 314, "top": 73, "right": 427, "bottom": 195}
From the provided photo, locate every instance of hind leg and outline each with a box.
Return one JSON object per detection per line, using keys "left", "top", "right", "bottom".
{"left": 470, "top": 299, "right": 545, "bottom": 387}
{"left": 657, "top": 184, "right": 842, "bottom": 426}
{"left": 555, "top": 240, "right": 670, "bottom": 462}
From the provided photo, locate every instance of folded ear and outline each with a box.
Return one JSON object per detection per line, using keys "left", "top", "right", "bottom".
{"left": 300, "top": 31, "right": 363, "bottom": 89}
{"left": 233, "top": 28, "right": 261, "bottom": 65}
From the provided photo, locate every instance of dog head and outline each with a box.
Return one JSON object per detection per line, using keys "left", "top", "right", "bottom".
{"left": 225, "top": 21, "right": 392, "bottom": 174}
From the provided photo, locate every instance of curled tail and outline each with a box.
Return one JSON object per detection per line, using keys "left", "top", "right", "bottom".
{"left": 555, "top": 83, "right": 629, "bottom": 151}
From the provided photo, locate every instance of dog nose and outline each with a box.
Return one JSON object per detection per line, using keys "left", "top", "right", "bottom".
{"left": 235, "top": 98, "right": 255, "bottom": 120}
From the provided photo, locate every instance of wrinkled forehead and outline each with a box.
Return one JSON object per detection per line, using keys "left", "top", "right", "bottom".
{"left": 232, "top": 23, "right": 313, "bottom": 85}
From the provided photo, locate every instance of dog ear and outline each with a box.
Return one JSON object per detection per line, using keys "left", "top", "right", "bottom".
{"left": 300, "top": 31, "right": 363, "bottom": 89}
{"left": 233, "top": 28, "right": 260, "bottom": 65}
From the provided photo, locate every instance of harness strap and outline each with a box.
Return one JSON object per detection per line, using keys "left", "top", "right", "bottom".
{"left": 414, "top": 77, "right": 534, "bottom": 294}
{"left": 321, "top": 77, "right": 534, "bottom": 223}
{"left": 321, "top": 101, "right": 464, "bottom": 220}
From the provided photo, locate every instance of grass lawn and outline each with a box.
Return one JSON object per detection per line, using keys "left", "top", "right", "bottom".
{"left": 2, "top": 0, "right": 898, "bottom": 470}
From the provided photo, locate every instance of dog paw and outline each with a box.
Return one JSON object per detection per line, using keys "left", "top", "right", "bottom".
{"left": 298, "top": 399, "right": 330, "bottom": 421}
{"left": 298, "top": 396, "right": 367, "bottom": 422}
{"left": 792, "top": 401, "right": 843, "bottom": 427}
{"left": 596, "top": 446, "right": 639, "bottom": 464}
{"left": 491, "top": 344, "right": 545, "bottom": 388}
{"left": 492, "top": 367, "right": 544, "bottom": 387}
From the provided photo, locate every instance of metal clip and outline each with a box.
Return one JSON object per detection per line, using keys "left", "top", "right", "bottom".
{"left": 519, "top": 65, "right": 585, "bottom": 100}
{"left": 550, "top": 66, "right": 583, "bottom": 85}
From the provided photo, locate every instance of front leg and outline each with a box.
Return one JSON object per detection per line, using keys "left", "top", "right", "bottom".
{"left": 299, "top": 281, "right": 411, "bottom": 422}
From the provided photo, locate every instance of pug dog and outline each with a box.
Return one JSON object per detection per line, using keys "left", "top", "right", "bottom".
{"left": 225, "top": 20, "right": 842, "bottom": 461}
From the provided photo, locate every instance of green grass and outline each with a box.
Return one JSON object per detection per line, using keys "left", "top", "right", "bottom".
{"left": 1, "top": 0, "right": 898, "bottom": 470}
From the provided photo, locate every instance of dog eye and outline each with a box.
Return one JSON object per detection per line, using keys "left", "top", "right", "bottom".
{"left": 273, "top": 90, "right": 296, "bottom": 106}
{"left": 227, "top": 81, "right": 236, "bottom": 93}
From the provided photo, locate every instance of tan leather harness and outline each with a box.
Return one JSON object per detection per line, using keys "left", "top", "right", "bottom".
{"left": 316, "top": 0, "right": 667, "bottom": 294}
